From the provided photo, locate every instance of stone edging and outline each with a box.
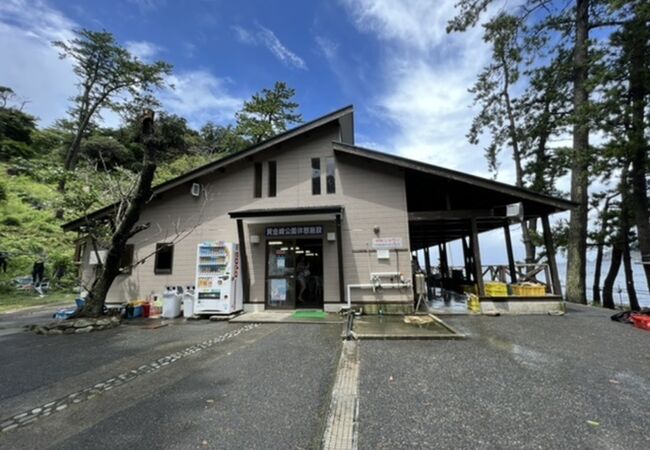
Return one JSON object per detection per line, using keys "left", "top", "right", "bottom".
{"left": 0, "top": 323, "right": 259, "bottom": 434}
{"left": 25, "top": 317, "right": 122, "bottom": 335}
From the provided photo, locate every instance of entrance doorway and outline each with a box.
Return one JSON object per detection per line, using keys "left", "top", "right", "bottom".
{"left": 266, "top": 239, "right": 323, "bottom": 309}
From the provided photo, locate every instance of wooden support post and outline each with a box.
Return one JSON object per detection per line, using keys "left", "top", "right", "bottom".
{"left": 542, "top": 215, "right": 562, "bottom": 296}
{"left": 470, "top": 218, "right": 485, "bottom": 296}
{"left": 461, "top": 236, "right": 473, "bottom": 282}
{"left": 236, "top": 219, "right": 250, "bottom": 303}
{"left": 424, "top": 246, "right": 432, "bottom": 295}
{"left": 335, "top": 214, "right": 345, "bottom": 304}
{"left": 439, "top": 243, "right": 449, "bottom": 279}
{"left": 503, "top": 222, "right": 517, "bottom": 284}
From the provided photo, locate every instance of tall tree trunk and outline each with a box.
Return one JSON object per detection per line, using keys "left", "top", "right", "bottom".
{"left": 502, "top": 58, "right": 536, "bottom": 264}
{"left": 80, "top": 111, "right": 158, "bottom": 317}
{"left": 592, "top": 197, "right": 611, "bottom": 305}
{"left": 566, "top": 0, "right": 590, "bottom": 304}
{"left": 602, "top": 245, "right": 622, "bottom": 309}
{"left": 627, "top": 14, "right": 650, "bottom": 292}
{"left": 621, "top": 226, "right": 639, "bottom": 311}
{"left": 619, "top": 167, "right": 640, "bottom": 311}
{"left": 592, "top": 242, "right": 604, "bottom": 305}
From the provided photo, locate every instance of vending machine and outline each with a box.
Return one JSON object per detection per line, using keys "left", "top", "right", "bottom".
{"left": 194, "top": 241, "right": 243, "bottom": 315}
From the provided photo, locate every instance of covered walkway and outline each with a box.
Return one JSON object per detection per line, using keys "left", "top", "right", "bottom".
{"left": 333, "top": 142, "right": 575, "bottom": 306}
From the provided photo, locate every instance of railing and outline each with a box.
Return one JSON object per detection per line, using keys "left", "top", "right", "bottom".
{"left": 446, "top": 263, "right": 554, "bottom": 294}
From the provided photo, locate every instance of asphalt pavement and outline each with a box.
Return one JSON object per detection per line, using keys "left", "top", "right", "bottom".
{"left": 1, "top": 303, "right": 649, "bottom": 449}
{"left": 358, "top": 304, "right": 650, "bottom": 449}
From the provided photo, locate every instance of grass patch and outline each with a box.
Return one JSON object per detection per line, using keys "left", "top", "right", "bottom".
{"left": 0, "top": 290, "right": 76, "bottom": 313}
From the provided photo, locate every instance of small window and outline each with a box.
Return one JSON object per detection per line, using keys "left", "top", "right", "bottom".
{"left": 311, "top": 158, "right": 321, "bottom": 195}
{"left": 154, "top": 243, "right": 174, "bottom": 275}
{"left": 268, "top": 161, "right": 277, "bottom": 197}
{"left": 119, "top": 244, "right": 135, "bottom": 275}
{"left": 74, "top": 240, "right": 86, "bottom": 264}
{"left": 326, "top": 157, "right": 336, "bottom": 194}
{"left": 254, "top": 162, "right": 262, "bottom": 198}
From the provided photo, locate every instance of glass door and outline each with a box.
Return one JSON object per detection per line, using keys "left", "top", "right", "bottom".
{"left": 266, "top": 239, "right": 324, "bottom": 310}
{"left": 266, "top": 240, "right": 296, "bottom": 309}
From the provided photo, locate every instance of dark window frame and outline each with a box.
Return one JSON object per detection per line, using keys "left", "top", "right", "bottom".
{"left": 326, "top": 157, "right": 336, "bottom": 194}
{"left": 268, "top": 161, "right": 277, "bottom": 197}
{"left": 254, "top": 162, "right": 262, "bottom": 198}
{"left": 311, "top": 158, "right": 321, "bottom": 195}
{"left": 74, "top": 240, "right": 86, "bottom": 265}
{"left": 154, "top": 243, "right": 174, "bottom": 275}
{"left": 119, "top": 244, "right": 135, "bottom": 275}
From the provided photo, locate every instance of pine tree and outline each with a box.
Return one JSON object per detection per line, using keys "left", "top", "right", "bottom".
{"left": 235, "top": 81, "right": 302, "bottom": 144}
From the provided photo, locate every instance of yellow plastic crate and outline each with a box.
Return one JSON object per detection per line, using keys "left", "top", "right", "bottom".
{"left": 485, "top": 281, "right": 508, "bottom": 297}
{"left": 511, "top": 283, "right": 546, "bottom": 297}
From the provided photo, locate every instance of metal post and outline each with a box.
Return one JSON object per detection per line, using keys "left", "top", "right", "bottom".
{"left": 424, "top": 246, "right": 432, "bottom": 296}
{"left": 236, "top": 219, "right": 250, "bottom": 303}
{"left": 503, "top": 222, "right": 517, "bottom": 284}
{"left": 470, "top": 218, "right": 485, "bottom": 296}
{"left": 542, "top": 215, "right": 562, "bottom": 297}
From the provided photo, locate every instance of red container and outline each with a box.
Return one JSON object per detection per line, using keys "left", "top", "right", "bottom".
{"left": 142, "top": 303, "right": 151, "bottom": 318}
{"left": 631, "top": 314, "right": 650, "bottom": 331}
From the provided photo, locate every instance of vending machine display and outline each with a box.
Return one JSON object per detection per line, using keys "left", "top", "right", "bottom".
{"left": 194, "top": 241, "right": 243, "bottom": 315}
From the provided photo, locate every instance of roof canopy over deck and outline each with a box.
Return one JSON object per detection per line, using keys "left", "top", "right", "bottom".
{"left": 332, "top": 142, "right": 575, "bottom": 250}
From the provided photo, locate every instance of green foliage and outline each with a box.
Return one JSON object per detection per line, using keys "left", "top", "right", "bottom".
{"left": 80, "top": 135, "right": 134, "bottom": 170}
{"left": 235, "top": 81, "right": 302, "bottom": 143}
{"left": 54, "top": 29, "right": 173, "bottom": 170}
{"left": 200, "top": 122, "right": 248, "bottom": 155}
{"left": 0, "top": 139, "right": 35, "bottom": 160}
{"left": 0, "top": 107, "right": 37, "bottom": 144}
{"left": 0, "top": 162, "right": 74, "bottom": 285}
{"left": 154, "top": 153, "right": 215, "bottom": 184}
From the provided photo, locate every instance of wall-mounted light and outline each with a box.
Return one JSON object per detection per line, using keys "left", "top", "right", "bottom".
{"left": 250, "top": 235, "right": 260, "bottom": 244}
{"left": 373, "top": 225, "right": 380, "bottom": 235}
{"left": 327, "top": 232, "right": 336, "bottom": 242}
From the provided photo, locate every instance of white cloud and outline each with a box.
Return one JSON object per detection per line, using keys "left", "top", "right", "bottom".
{"left": 233, "top": 24, "right": 307, "bottom": 70}
{"left": 341, "top": 0, "right": 453, "bottom": 52}
{"left": 315, "top": 35, "right": 339, "bottom": 62}
{"left": 127, "top": 0, "right": 165, "bottom": 13}
{"left": 126, "top": 40, "right": 162, "bottom": 61}
{"left": 0, "top": 0, "right": 77, "bottom": 126}
{"left": 339, "top": 0, "right": 499, "bottom": 179}
{"left": 160, "top": 71, "right": 244, "bottom": 128}
{"left": 0, "top": 1, "right": 244, "bottom": 130}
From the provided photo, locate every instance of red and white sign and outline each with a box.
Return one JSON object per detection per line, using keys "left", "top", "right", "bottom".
{"left": 372, "top": 237, "right": 403, "bottom": 250}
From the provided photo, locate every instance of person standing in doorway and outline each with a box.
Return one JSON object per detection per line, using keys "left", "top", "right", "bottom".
{"left": 32, "top": 258, "right": 45, "bottom": 297}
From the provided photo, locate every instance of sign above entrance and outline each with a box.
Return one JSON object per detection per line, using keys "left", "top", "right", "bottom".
{"left": 372, "top": 237, "right": 403, "bottom": 250}
{"left": 265, "top": 225, "right": 324, "bottom": 238}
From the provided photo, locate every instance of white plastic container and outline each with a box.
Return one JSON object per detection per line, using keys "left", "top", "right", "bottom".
{"left": 162, "top": 286, "right": 182, "bottom": 319}
{"left": 183, "top": 286, "right": 195, "bottom": 318}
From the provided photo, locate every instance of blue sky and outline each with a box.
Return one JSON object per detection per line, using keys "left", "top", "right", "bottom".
{"left": 0, "top": 0, "right": 578, "bottom": 264}
{"left": 0, "top": 0, "right": 499, "bottom": 175}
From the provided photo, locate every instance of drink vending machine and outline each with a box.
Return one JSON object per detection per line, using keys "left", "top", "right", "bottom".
{"left": 194, "top": 241, "right": 243, "bottom": 315}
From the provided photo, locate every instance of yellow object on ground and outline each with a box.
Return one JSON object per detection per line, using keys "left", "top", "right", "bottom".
{"left": 485, "top": 281, "right": 508, "bottom": 297}
{"left": 511, "top": 283, "right": 547, "bottom": 297}
{"left": 468, "top": 294, "right": 480, "bottom": 312}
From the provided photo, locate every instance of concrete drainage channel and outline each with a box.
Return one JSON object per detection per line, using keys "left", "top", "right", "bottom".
{"left": 0, "top": 323, "right": 259, "bottom": 434}
{"left": 321, "top": 313, "right": 466, "bottom": 449}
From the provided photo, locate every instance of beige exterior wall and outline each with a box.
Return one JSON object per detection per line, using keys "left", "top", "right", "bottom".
{"left": 81, "top": 122, "right": 413, "bottom": 309}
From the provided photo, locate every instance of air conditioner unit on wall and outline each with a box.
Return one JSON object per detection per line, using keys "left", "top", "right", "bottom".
{"left": 191, "top": 183, "right": 201, "bottom": 197}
